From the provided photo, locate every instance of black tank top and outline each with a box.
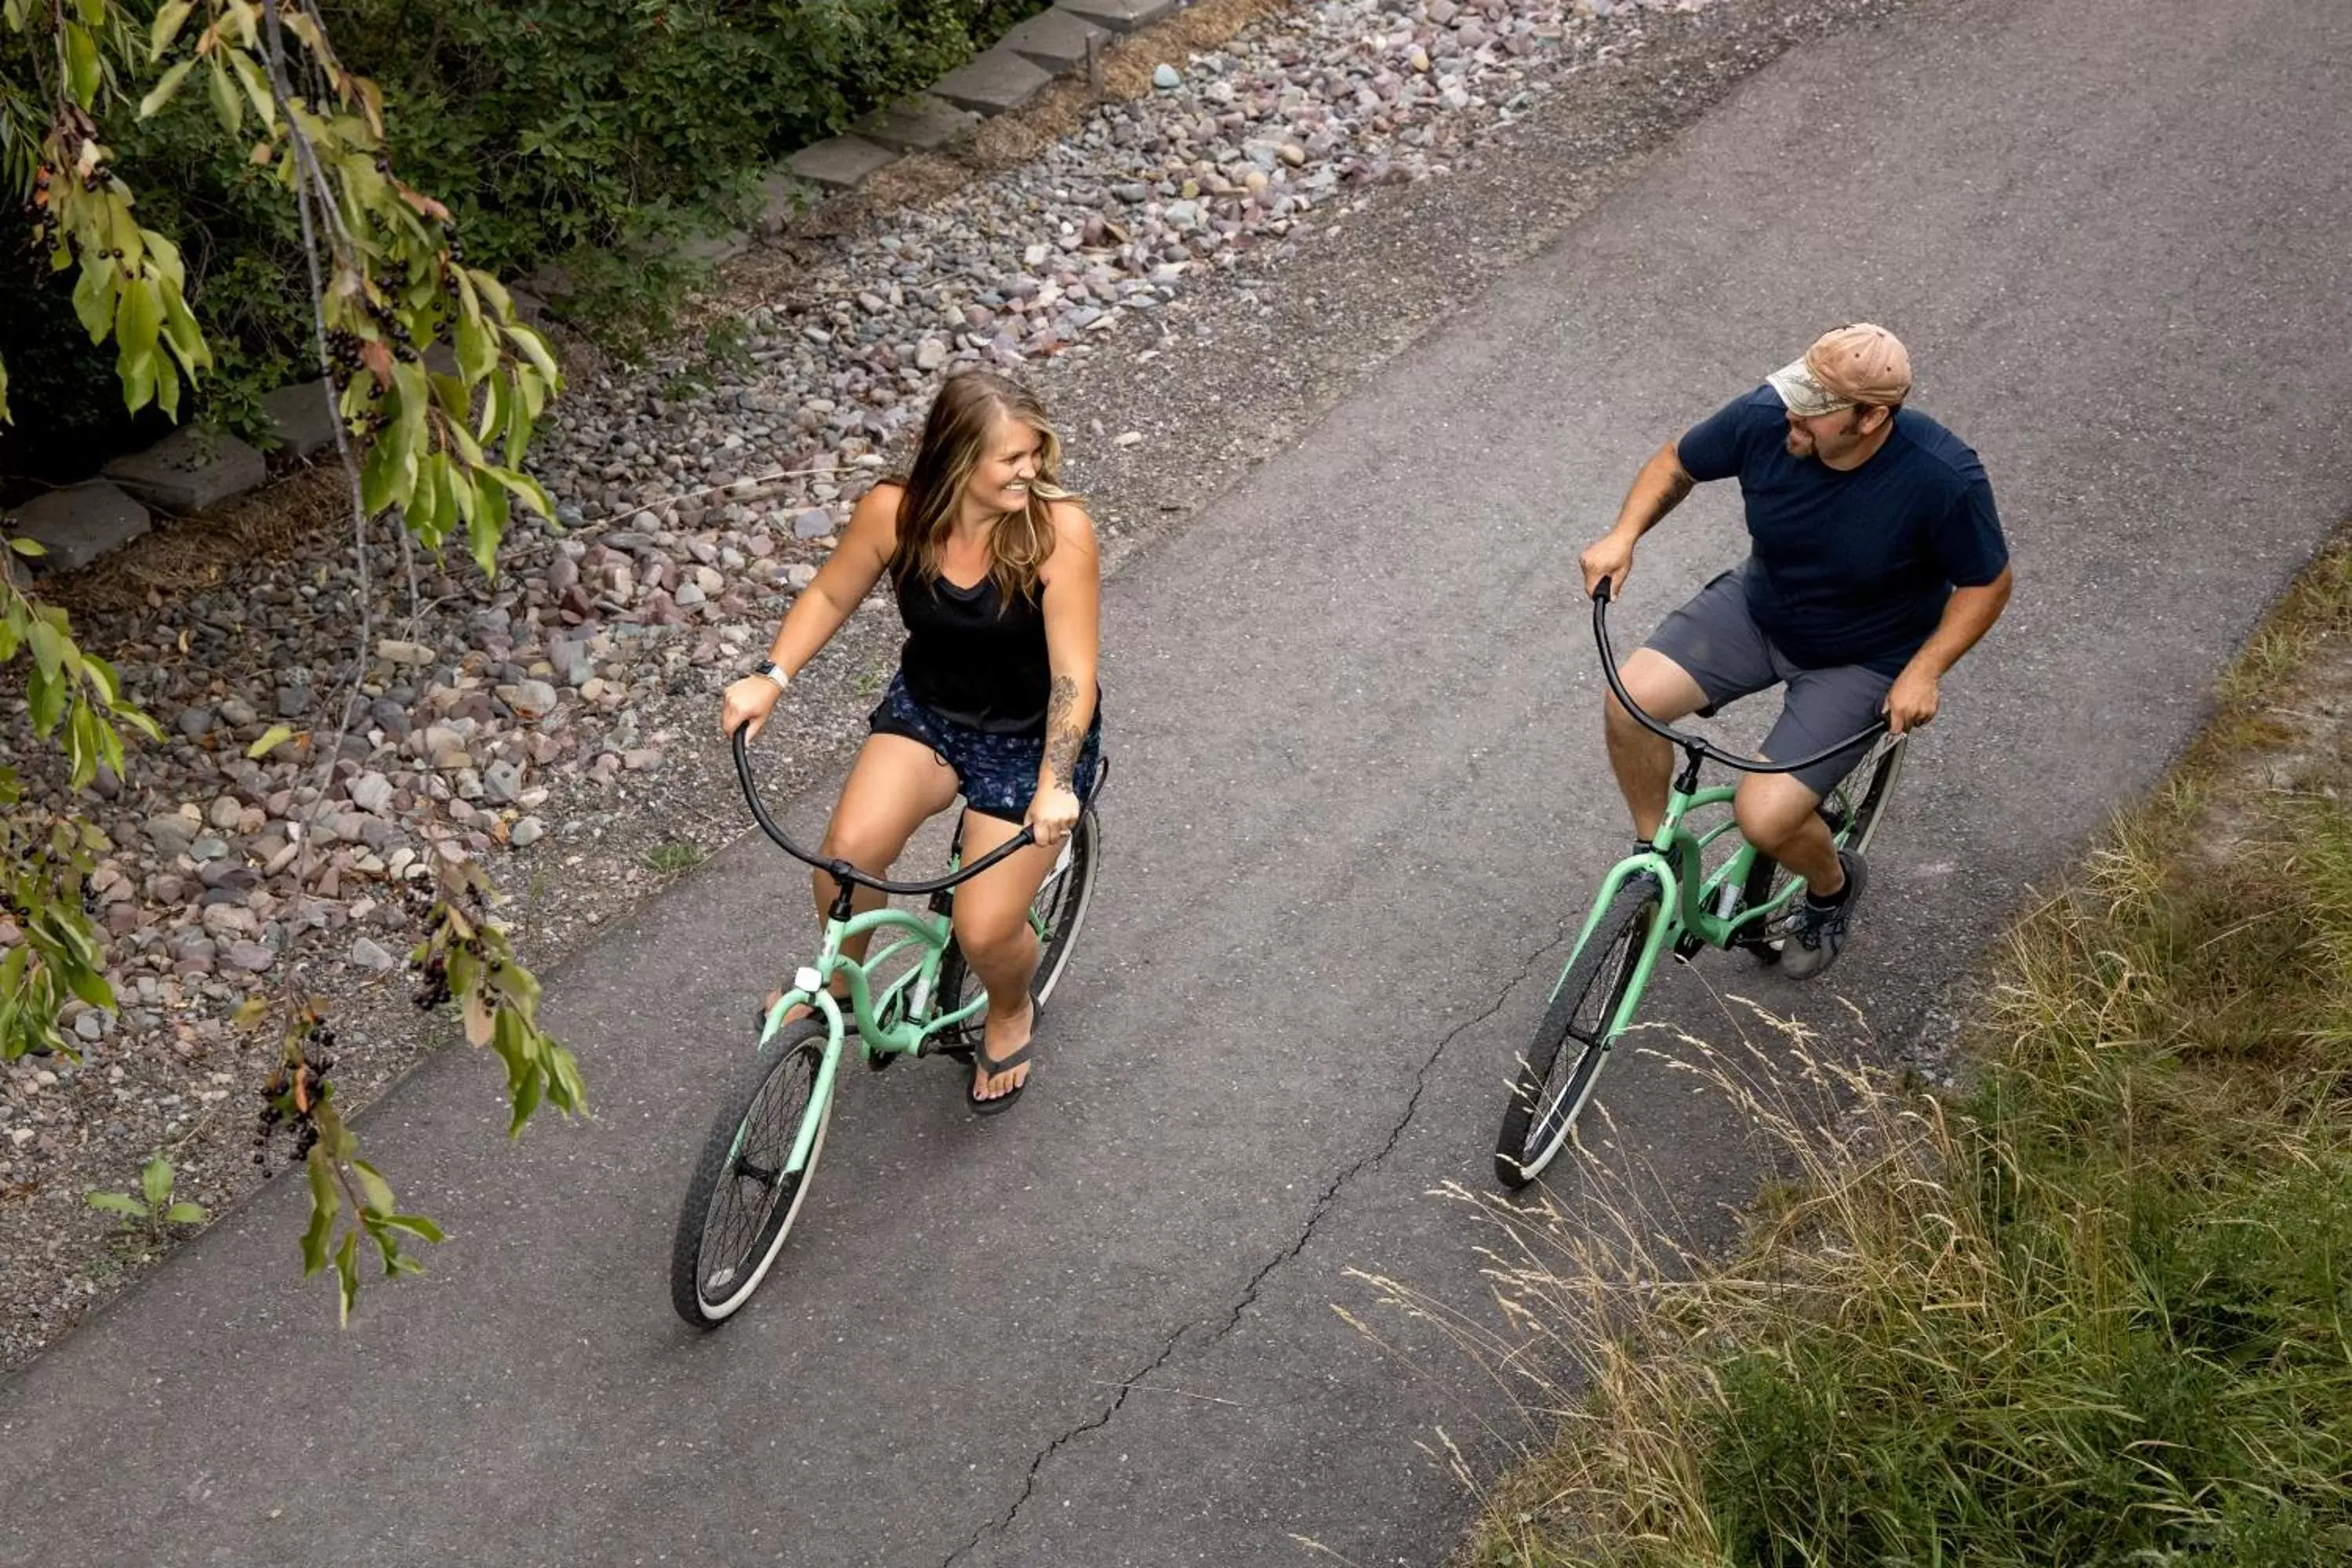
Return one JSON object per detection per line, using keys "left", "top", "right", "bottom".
{"left": 894, "top": 568, "right": 1053, "bottom": 734}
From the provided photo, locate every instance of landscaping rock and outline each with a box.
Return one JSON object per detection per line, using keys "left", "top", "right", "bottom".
{"left": 100, "top": 427, "right": 267, "bottom": 513}
{"left": 260, "top": 382, "right": 343, "bottom": 460}
{"left": 145, "top": 815, "right": 198, "bottom": 862}
{"left": 1054, "top": 0, "right": 1176, "bottom": 33}
{"left": 784, "top": 136, "right": 898, "bottom": 192}
{"left": 999, "top": 10, "right": 1110, "bottom": 74}
{"left": 4, "top": 482, "right": 151, "bottom": 575}
{"left": 932, "top": 49, "right": 1052, "bottom": 115}
{"left": 853, "top": 96, "right": 982, "bottom": 153}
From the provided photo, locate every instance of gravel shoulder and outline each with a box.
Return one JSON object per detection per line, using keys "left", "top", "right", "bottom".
{"left": 0, "top": 0, "right": 1914, "bottom": 1371}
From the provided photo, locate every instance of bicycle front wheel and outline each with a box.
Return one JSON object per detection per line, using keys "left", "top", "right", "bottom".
{"left": 936, "top": 809, "right": 1102, "bottom": 1043}
{"left": 670, "top": 1019, "right": 836, "bottom": 1327}
{"left": 1495, "top": 875, "right": 1661, "bottom": 1189}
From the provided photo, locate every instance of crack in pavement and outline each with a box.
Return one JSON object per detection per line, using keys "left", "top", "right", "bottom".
{"left": 938, "top": 1323, "right": 1196, "bottom": 1568}
{"left": 937, "top": 919, "right": 1574, "bottom": 1566}
{"left": 1197, "top": 920, "right": 1575, "bottom": 1348}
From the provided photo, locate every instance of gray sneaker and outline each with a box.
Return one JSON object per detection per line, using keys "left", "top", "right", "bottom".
{"left": 1779, "top": 848, "right": 1868, "bottom": 979}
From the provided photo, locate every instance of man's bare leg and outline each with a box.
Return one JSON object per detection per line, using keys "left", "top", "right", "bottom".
{"left": 1603, "top": 649, "right": 1711, "bottom": 839}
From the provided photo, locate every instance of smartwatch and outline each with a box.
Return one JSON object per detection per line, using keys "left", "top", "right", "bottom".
{"left": 750, "top": 659, "right": 789, "bottom": 691}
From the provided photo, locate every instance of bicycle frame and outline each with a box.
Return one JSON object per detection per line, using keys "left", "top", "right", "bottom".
{"left": 1553, "top": 782, "right": 1767, "bottom": 1022}
{"left": 759, "top": 902, "right": 987, "bottom": 1060}
{"left": 1549, "top": 583, "right": 1892, "bottom": 1016}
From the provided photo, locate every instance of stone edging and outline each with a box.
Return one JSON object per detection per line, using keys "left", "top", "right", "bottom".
{"left": 0, "top": 0, "right": 1200, "bottom": 586}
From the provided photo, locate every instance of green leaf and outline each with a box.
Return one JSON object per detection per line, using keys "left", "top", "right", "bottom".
{"left": 485, "top": 466, "right": 555, "bottom": 523}
{"left": 455, "top": 313, "right": 497, "bottom": 387}
{"left": 245, "top": 724, "right": 295, "bottom": 760}
{"left": 466, "top": 269, "right": 514, "bottom": 320}
{"left": 27, "top": 619, "right": 64, "bottom": 683}
{"left": 379, "top": 1213, "right": 446, "bottom": 1244}
{"left": 548, "top": 1044, "right": 586, "bottom": 1116}
{"left": 85, "top": 1192, "right": 147, "bottom": 1218}
{"left": 476, "top": 371, "right": 505, "bottom": 445}
{"left": 115, "top": 279, "right": 163, "bottom": 370}
{"left": 27, "top": 668, "right": 66, "bottom": 736}
{"left": 139, "top": 59, "right": 197, "bottom": 120}
{"left": 229, "top": 49, "right": 276, "bottom": 129}
{"left": 300, "top": 1146, "right": 339, "bottom": 1274}
{"left": 159, "top": 279, "right": 209, "bottom": 375}
{"left": 151, "top": 0, "right": 195, "bottom": 60}
{"left": 505, "top": 325, "right": 561, "bottom": 389}
{"left": 335, "top": 1230, "right": 360, "bottom": 1325}
{"left": 508, "top": 1060, "right": 544, "bottom": 1138}
{"left": 351, "top": 1160, "right": 397, "bottom": 1218}
{"left": 7, "top": 537, "right": 44, "bottom": 557}
{"left": 490, "top": 956, "right": 543, "bottom": 1014}
{"left": 72, "top": 256, "right": 116, "bottom": 343}
{"left": 64, "top": 953, "right": 112, "bottom": 1011}
{"left": 64, "top": 23, "right": 100, "bottom": 108}
{"left": 164, "top": 1202, "right": 208, "bottom": 1225}
{"left": 122, "top": 350, "right": 157, "bottom": 416}
{"left": 468, "top": 483, "right": 506, "bottom": 579}
{"left": 74, "top": 0, "right": 103, "bottom": 24}
{"left": 141, "top": 1158, "right": 174, "bottom": 1208}
{"left": 208, "top": 59, "right": 243, "bottom": 134}
{"left": 359, "top": 429, "right": 399, "bottom": 515}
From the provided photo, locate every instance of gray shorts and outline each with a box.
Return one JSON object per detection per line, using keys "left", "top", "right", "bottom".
{"left": 1641, "top": 567, "right": 1891, "bottom": 798}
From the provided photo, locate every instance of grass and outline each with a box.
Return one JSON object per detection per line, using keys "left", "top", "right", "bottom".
{"left": 640, "top": 840, "right": 710, "bottom": 875}
{"left": 1450, "top": 532, "right": 2352, "bottom": 1568}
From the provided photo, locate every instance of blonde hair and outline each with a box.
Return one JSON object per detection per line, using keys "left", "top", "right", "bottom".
{"left": 887, "top": 369, "right": 1073, "bottom": 604}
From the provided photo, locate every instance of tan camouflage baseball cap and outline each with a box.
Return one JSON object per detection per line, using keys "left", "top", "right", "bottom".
{"left": 1766, "top": 323, "right": 1913, "bottom": 416}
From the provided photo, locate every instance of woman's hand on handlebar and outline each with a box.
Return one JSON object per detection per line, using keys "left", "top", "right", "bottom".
{"left": 1025, "top": 781, "right": 1080, "bottom": 848}
{"left": 720, "top": 674, "right": 784, "bottom": 741}
{"left": 1580, "top": 531, "right": 1635, "bottom": 600}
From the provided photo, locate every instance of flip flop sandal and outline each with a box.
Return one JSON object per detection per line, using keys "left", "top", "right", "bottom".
{"left": 966, "top": 1000, "right": 1040, "bottom": 1116}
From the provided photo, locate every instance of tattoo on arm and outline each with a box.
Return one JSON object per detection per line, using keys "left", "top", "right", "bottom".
{"left": 1043, "top": 675, "right": 1081, "bottom": 788}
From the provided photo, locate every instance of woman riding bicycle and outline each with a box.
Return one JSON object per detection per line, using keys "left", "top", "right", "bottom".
{"left": 719, "top": 369, "right": 1103, "bottom": 1113}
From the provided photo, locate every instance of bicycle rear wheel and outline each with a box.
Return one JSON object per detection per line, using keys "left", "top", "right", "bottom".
{"left": 935, "top": 809, "right": 1101, "bottom": 1044}
{"left": 1495, "top": 875, "right": 1661, "bottom": 1189}
{"left": 670, "top": 1019, "right": 835, "bottom": 1327}
{"left": 1740, "top": 733, "right": 1909, "bottom": 964}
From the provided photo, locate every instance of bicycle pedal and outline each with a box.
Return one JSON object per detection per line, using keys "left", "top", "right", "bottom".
{"left": 1672, "top": 932, "right": 1706, "bottom": 961}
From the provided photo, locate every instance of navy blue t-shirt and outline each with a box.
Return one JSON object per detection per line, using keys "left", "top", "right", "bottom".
{"left": 1676, "top": 387, "right": 2009, "bottom": 674}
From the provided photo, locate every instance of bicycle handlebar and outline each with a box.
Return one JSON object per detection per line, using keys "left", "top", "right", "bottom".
{"left": 731, "top": 724, "right": 1106, "bottom": 895}
{"left": 1591, "top": 579, "right": 1887, "bottom": 774}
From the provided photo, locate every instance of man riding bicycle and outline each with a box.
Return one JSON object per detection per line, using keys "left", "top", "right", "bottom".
{"left": 1579, "top": 323, "right": 2013, "bottom": 978}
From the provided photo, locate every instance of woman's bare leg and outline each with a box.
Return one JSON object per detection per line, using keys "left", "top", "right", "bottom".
{"left": 948, "top": 811, "right": 1060, "bottom": 1101}
{"left": 774, "top": 734, "right": 960, "bottom": 1023}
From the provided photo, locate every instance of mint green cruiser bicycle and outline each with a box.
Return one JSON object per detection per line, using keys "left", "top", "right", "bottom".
{"left": 670, "top": 728, "right": 1106, "bottom": 1326}
{"left": 1494, "top": 583, "right": 1907, "bottom": 1189}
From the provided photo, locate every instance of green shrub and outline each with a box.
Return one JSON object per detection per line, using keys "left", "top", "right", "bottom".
{"left": 2, "top": 1, "right": 1043, "bottom": 474}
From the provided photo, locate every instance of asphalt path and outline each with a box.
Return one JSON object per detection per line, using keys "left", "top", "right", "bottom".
{"left": 6, "top": 0, "right": 2352, "bottom": 1563}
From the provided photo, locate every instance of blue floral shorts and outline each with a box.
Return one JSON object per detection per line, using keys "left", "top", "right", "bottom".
{"left": 869, "top": 673, "right": 1104, "bottom": 825}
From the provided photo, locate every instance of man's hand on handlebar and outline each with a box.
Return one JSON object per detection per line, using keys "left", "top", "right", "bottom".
{"left": 1580, "top": 531, "right": 1635, "bottom": 601}
{"left": 1884, "top": 666, "right": 1940, "bottom": 734}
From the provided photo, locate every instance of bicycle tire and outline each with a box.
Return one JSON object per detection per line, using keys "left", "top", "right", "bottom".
{"left": 1495, "top": 874, "right": 1661, "bottom": 1189}
{"left": 1740, "top": 733, "right": 1909, "bottom": 964}
{"left": 935, "top": 809, "right": 1101, "bottom": 1044}
{"left": 670, "top": 1019, "right": 835, "bottom": 1327}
